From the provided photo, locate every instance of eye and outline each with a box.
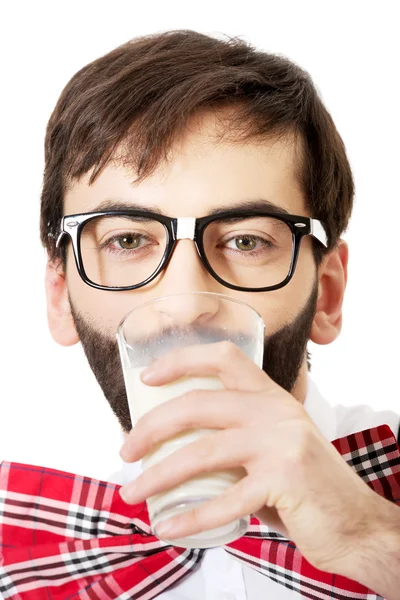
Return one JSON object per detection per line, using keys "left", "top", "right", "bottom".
{"left": 232, "top": 235, "right": 258, "bottom": 251}
{"left": 224, "top": 235, "right": 266, "bottom": 251}
{"left": 116, "top": 234, "right": 143, "bottom": 250}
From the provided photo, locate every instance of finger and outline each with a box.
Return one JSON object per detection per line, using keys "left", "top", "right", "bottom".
{"left": 120, "top": 428, "right": 251, "bottom": 502}
{"left": 120, "top": 390, "right": 259, "bottom": 462}
{"left": 140, "top": 340, "right": 271, "bottom": 392}
{"left": 153, "top": 473, "right": 268, "bottom": 541}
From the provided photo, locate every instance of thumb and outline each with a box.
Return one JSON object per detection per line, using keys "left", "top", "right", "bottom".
{"left": 253, "top": 506, "right": 290, "bottom": 538}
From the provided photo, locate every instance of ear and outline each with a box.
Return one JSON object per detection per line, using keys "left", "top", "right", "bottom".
{"left": 310, "top": 239, "right": 348, "bottom": 345}
{"left": 45, "top": 258, "right": 80, "bottom": 346}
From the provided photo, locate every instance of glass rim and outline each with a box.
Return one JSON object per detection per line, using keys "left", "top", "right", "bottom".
{"left": 116, "top": 291, "right": 265, "bottom": 340}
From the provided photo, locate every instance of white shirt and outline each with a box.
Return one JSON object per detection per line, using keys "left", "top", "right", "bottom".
{"left": 107, "top": 378, "right": 400, "bottom": 599}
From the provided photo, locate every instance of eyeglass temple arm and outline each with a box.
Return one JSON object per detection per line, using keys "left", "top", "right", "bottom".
{"left": 55, "top": 231, "right": 65, "bottom": 248}
{"left": 51, "top": 216, "right": 328, "bottom": 248}
{"left": 311, "top": 219, "right": 328, "bottom": 247}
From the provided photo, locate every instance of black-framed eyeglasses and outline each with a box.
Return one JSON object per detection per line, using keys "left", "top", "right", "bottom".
{"left": 56, "top": 208, "right": 328, "bottom": 293}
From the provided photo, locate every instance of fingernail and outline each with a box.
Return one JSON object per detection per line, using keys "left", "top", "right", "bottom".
{"left": 119, "top": 486, "right": 130, "bottom": 503}
{"left": 120, "top": 442, "right": 134, "bottom": 461}
{"left": 141, "top": 361, "right": 166, "bottom": 382}
{"left": 119, "top": 484, "right": 136, "bottom": 503}
{"left": 141, "top": 368, "right": 156, "bottom": 383}
{"left": 119, "top": 444, "right": 127, "bottom": 458}
{"left": 156, "top": 519, "right": 175, "bottom": 537}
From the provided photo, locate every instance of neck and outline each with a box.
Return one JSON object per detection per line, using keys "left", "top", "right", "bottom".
{"left": 290, "top": 361, "right": 309, "bottom": 405}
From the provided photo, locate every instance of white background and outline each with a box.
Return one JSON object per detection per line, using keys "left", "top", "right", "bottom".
{"left": 1, "top": 1, "right": 399, "bottom": 480}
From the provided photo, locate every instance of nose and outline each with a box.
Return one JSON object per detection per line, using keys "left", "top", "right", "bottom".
{"left": 154, "top": 239, "right": 221, "bottom": 328}
{"left": 155, "top": 291, "right": 220, "bottom": 329}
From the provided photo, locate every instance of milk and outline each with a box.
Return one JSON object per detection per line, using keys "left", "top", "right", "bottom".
{"left": 125, "top": 367, "right": 247, "bottom": 545}
{"left": 126, "top": 367, "right": 224, "bottom": 421}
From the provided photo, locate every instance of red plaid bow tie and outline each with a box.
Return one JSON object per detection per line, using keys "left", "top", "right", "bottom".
{"left": 1, "top": 425, "right": 399, "bottom": 600}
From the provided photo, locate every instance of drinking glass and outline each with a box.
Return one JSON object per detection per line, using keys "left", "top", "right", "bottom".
{"left": 117, "top": 292, "right": 265, "bottom": 548}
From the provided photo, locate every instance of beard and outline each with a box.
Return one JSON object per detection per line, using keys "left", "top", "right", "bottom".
{"left": 69, "top": 281, "right": 318, "bottom": 434}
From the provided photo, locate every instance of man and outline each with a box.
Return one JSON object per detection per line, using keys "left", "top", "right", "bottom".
{"left": 8, "top": 29, "right": 400, "bottom": 599}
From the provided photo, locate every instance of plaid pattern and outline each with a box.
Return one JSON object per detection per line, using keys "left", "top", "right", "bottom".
{"left": 0, "top": 425, "right": 399, "bottom": 600}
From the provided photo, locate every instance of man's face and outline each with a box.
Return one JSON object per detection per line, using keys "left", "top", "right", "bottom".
{"left": 54, "top": 110, "right": 336, "bottom": 434}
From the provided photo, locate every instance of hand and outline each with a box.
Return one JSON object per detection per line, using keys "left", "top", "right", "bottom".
{"left": 119, "top": 341, "right": 379, "bottom": 573}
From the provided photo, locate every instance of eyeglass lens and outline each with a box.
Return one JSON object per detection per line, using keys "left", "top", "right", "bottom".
{"left": 79, "top": 215, "right": 294, "bottom": 289}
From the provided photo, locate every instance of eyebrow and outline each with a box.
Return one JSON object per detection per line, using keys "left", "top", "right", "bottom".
{"left": 91, "top": 198, "right": 290, "bottom": 217}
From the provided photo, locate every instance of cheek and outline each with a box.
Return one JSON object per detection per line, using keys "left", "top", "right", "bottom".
{"left": 236, "top": 290, "right": 296, "bottom": 337}
{"left": 64, "top": 242, "right": 316, "bottom": 337}
{"left": 236, "top": 243, "right": 316, "bottom": 336}
{"left": 292, "top": 238, "right": 317, "bottom": 291}
{"left": 65, "top": 248, "right": 153, "bottom": 335}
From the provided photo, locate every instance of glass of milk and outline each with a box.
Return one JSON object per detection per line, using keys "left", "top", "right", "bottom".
{"left": 116, "top": 292, "right": 265, "bottom": 548}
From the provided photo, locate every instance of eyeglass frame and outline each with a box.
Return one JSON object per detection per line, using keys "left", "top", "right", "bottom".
{"left": 55, "top": 208, "right": 328, "bottom": 293}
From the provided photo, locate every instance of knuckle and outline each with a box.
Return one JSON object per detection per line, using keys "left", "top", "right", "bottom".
{"left": 193, "top": 438, "right": 215, "bottom": 462}
{"left": 136, "top": 413, "right": 163, "bottom": 447}
{"left": 180, "top": 391, "right": 203, "bottom": 427}
{"left": 136, "top": 411, "right": 151, "bottom": 429}
{"left": 183, "top": 389, "right": 202, "bottom": 403}
{"left": 189, "top": 508, "right": 205, "bottom": 529}
{"left": 133, "top": 416, "right": 148, "bottom": 440}
{"left": 145, "top": 428, "right": 162, "bottom": 450}
{"left": 282, "top": 421, "right": 314, "bottom": 470}
{"left": 218, "top": 340, "right": 240, "bottom": 362}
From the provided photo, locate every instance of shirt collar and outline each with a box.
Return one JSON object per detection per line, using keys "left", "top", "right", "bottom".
{"left": 303, "top": 377, "right": 337, "bottom": 442}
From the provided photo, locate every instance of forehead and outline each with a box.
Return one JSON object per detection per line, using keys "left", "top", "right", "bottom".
{"left": 64, "top": 111, "right": 307, "bottom": 218}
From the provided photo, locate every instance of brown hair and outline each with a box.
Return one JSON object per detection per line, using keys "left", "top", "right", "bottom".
{"left": 40, "top": 29, "right": 354, "bottom": 264}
